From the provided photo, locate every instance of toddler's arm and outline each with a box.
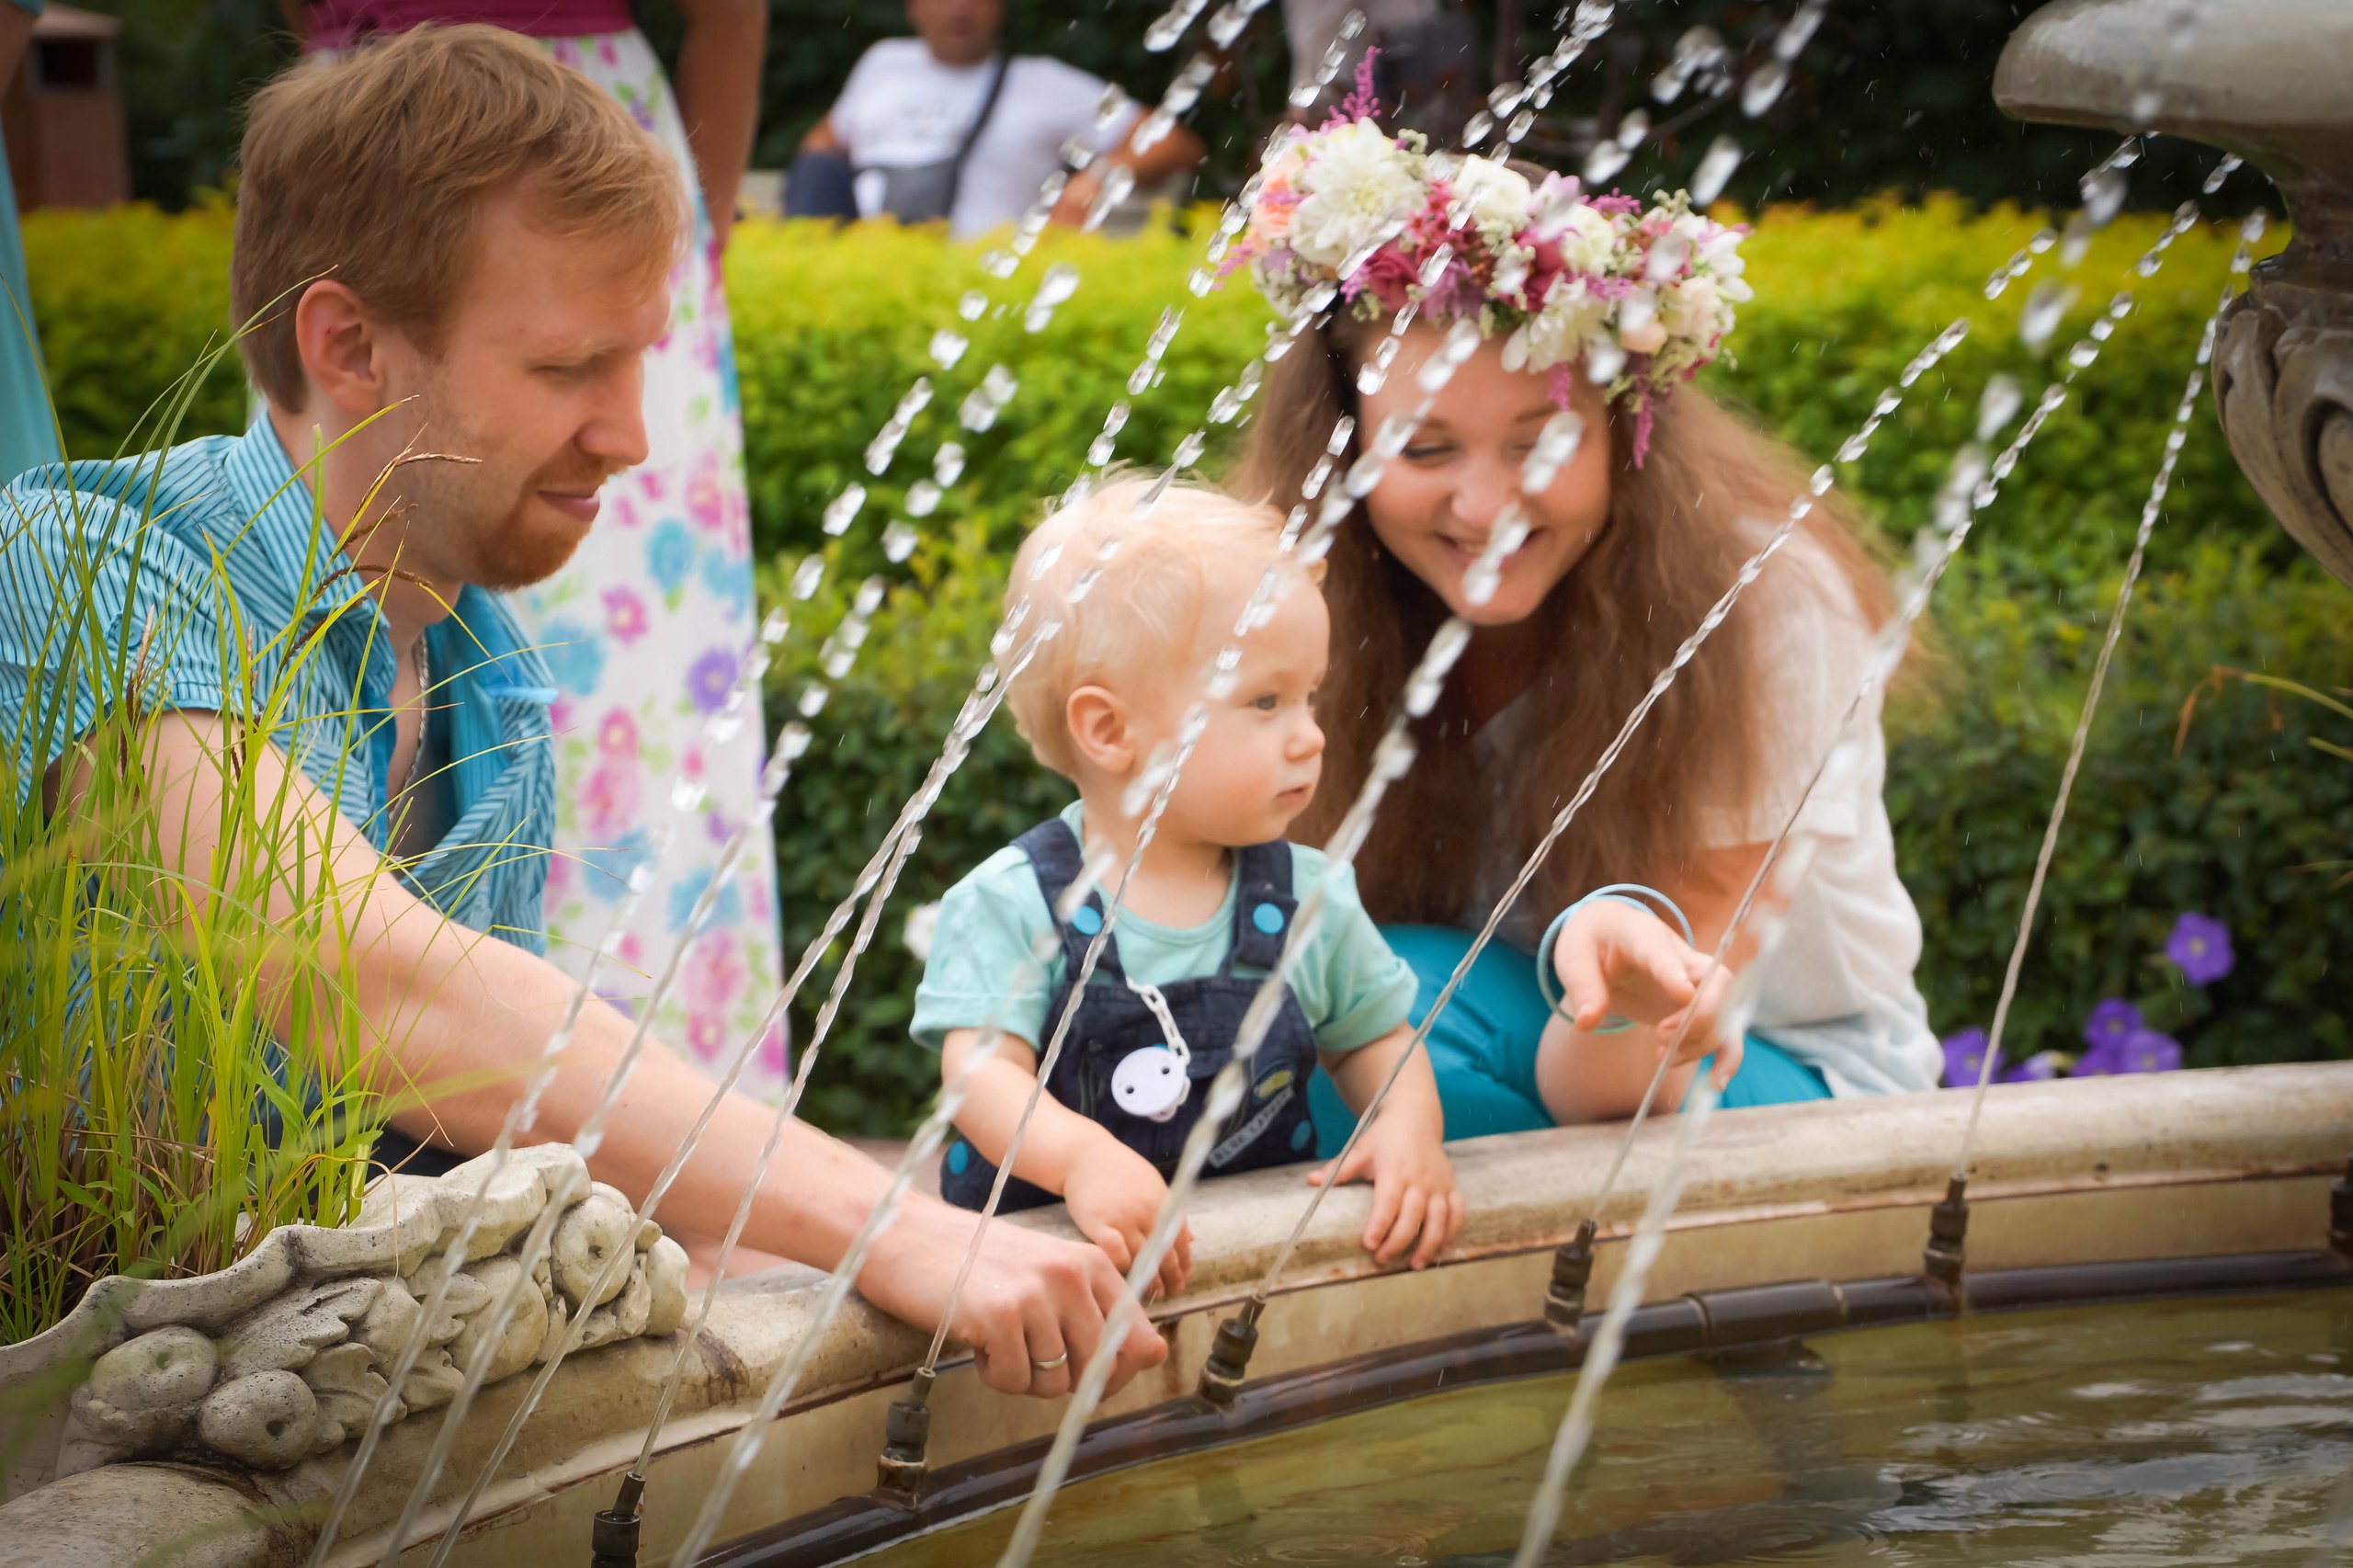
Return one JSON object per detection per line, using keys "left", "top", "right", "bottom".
{"left": 941, "top": 1028, "right": 1194, "bottom": 1297}
{"left": 1313, "top": 1027, "right": 1463, "bottom": 1269}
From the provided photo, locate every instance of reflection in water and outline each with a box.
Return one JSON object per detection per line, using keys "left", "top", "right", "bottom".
{"left": 865, "top": 1289, "right": 2353, "bottom": 1567}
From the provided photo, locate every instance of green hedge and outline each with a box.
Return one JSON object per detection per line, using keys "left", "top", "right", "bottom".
{"left": 26, "top": 199, "right": 2352, "bottom": 1134}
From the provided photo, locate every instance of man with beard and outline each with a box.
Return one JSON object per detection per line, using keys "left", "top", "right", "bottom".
{"left": 0, "top": 24, "right": 1163, "bottom": 1402}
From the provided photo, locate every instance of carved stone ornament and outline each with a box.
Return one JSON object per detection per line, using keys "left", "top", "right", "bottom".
{"left": 1995, "top": 0, "right": 2353, "bottom": 588}
{"left": 0, "top": 1144, "right": 688, "bottom": 1481}
{"left": 2211, "top": 282, "right": 2353, "bottom": 585}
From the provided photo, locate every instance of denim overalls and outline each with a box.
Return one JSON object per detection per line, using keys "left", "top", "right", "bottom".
{"left": 939, "top": 817, "right": 1324, "bottom": 1211}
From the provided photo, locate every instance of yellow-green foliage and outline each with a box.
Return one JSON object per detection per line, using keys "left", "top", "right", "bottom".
{"left": 20, "top": 200, "right": 244, "bottom": 459}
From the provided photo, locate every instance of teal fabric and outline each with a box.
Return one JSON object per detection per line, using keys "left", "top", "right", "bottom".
{"left": 1307, "top": 923, "right": 1831, "bottom": 1155}
{"left": 0, "top": 420, "right": 560, "bottom": 949}
{"left": 0, "top": 6, "right": 61, "bottom": 488}
{"left": 913, "top": 801, "right": 1417, "bottom": 1056}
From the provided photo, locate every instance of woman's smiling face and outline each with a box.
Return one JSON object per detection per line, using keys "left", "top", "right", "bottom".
{"left": 1356, "top": 324, "right": 1615, "bottom": 626}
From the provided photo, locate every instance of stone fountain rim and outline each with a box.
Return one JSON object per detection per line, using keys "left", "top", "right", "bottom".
{"left": 2, "top": 1060, "right": 2347, "bottom": 1568}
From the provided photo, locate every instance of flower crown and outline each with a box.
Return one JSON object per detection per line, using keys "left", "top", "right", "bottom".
{"left": 1230, "top": 82, "right": 1751, "bottom": 462}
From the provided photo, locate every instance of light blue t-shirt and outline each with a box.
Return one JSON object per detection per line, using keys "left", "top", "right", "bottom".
{"left": 914, "top": 801, "right": 1416, "bottom": 1057}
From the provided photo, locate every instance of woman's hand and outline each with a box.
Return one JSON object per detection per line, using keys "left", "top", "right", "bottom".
{"left": 1552, "top": 900, "right": 1739, "bottom": 1085}
{"left": 1307, "top": 1109, "right": 1462, "bottom": 1268}
{"left": 1063, "top": 1141, "right": 1193, "bottom": 1299}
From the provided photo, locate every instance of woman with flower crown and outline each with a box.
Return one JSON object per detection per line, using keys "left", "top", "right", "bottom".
{"left": 1228, "top": 94, "right": 1947, "bottom": 1144}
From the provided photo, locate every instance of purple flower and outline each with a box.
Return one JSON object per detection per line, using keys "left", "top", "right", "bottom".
{"left": 1941, "top": 1028, "right": 1999, "bottom": 1088}
{"left": 2165, "top": 912, "right": 2234, "bottom": 986}
{"left": 2081, "top": 998, "right": 2143, "bottom": 1051}
{"left": 2121, "top": 1028, "right": 2184, "bottom": 1073}
{"left": 2002, "top": 1051, "right": 2064, "bottom": 1083}
{"left": 686, "top": 648, "right": 738, "bottom": 714}
{"left": 2077, "top": 1027, "right": 2183, "bottom": 1076}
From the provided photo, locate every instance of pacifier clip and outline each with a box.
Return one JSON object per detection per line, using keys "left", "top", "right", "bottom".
{"left": 1110, "top": 978, "right": 1193, "bottom": 1122}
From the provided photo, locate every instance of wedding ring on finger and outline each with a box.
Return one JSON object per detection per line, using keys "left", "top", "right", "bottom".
{"left": 1030, "top": 1351, "right": 1070, "bottom": 1373}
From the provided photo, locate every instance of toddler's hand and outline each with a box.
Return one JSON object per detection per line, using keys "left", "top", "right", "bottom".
{"left": 1307, "top": 1114, "right": 1462, "bottom": 1269}
{"left": 1553, "top": 900, "right": 1740, "bottom": 1087}
{"left": 1064, "top": 1142, "right": 1193, "bottom": 1300}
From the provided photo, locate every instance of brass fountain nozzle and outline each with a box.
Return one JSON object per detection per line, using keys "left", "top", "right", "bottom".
{"left": 589, "top": 1470, "right": 645, "bottom": 1568}
{"left": 1542, "top": 1219, "right": 1600, "bottom": 1335}
{"left": 1196, "top": 1300, "right": 1265, "bottom": 1408}
{"left": 2330, "top": 1156, "right": 2353, "bottom": 1259}
{"left": 1923, "top": 1175, "right": 1971, "bottom": 1290}
{"left": 874, "top": 1366, "right": 938, "bottom": 1507}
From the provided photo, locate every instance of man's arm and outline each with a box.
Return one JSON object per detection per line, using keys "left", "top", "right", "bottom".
{"left": 126, "top": 710, "right": 1164, "bottom": 1397}
{"left": 1051, "top": 114, "right": 1206, "bottom": 227}
{"left": 671, "top": 0, "right": 767, "bottom": 253}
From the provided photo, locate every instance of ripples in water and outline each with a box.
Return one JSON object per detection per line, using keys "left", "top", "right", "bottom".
{"left": 862, "top": 1288, "right": 2353, "bottom": 1567}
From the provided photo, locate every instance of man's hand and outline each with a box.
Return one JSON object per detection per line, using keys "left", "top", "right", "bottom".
{"left": 855, "top": 1196, "right": 1167, "bottom": 1399}
{"left": 1064, "top": 1142, "right": 1193, "bottom": 1300}
{"left": 1048, "top": 165, "right": 1106, "bottom": 228}
{"left": 1307, "top": 1108, "right": 1461, "bottom": 1269}
{"left": 1552, "top": 900, "right": 1739, "bottom": 1085}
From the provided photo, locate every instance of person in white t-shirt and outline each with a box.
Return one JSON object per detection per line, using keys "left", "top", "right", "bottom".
{"left": 798, "top": 0, "right": 1205, "bottom": 240}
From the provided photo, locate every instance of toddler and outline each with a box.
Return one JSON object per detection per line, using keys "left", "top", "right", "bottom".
{"left": 914, "top": 475, "right": 1462, "bottom": 1297}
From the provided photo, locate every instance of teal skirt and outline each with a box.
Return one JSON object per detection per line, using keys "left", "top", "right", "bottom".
{"left": 1309, "top": 924, "right": 1830, "bottom": 1157}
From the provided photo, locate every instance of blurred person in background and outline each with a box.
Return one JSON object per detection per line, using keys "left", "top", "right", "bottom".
{"left": 290, "top": 0, "right": 791, "bottom": 1108}
{"left": 790, "top": 0, "right": 1204, "bottom": 237}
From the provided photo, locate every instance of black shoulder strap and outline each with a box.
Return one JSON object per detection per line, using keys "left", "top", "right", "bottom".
{"left": 944, "top": 51, "right": 1012, "bottom": 214}
{"left": 1015, "top": 815, "right": 1124, "bottom": 978}
{"left": 1227, "top": 840, "right": 1298, "bottom": 970}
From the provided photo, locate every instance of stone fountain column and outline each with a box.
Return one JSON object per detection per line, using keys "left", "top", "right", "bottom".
{"left": 1995, "top": 0, "right": 2353, "bottom": 588}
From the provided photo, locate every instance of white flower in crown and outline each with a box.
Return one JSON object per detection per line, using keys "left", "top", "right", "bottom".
{"left": 1502, "top": 275, "right": 1608, "bottom": 376}
{"left": 1663, "top": 273, "right": 1726, "bottom": 344}
{"left": 1534, "top": 196, "right": 1628, "bottom": 278}
{"left": 1285, "top": 119, "right": 1427, "bottom": 269}
{"left": 1449, "top": 155, "right": 1534, "bottom": 242}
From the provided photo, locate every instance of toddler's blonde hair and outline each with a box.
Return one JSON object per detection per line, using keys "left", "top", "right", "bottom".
{"left": 1003, "top": 473, "right": 1309, "bottom": 779}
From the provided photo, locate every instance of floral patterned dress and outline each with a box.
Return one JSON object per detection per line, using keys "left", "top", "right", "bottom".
{"left": 524, "top": 30, "right": 788, "bottom": 1095}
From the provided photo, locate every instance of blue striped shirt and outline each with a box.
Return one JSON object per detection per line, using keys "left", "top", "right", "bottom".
{"left": 0, "top": 419, "right": 556, "bottom": 952}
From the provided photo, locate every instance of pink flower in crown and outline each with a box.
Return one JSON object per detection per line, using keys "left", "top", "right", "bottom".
{"left": 578, "top": 757, "right": 642, "bottom": 841}
{"left": 1516, "top": 234, "right": 1568, "bottom": 311}
{"left": 597, "top": 706, "right": 641, "bottom": 756}
{"left": 1419, "top": 253, "right": 1487, "bottom": 318}
{"left": 687, "top": 450, "right": 726, "bottom": 532}
{"left": 1254, "top": 191, "right": 1297, "bottom": 244}
{"left": 684, "top": 930, "right": 746, "bottom": 1013}
{"left": 603, "top": 585, "right": 650, "bottom": 646}
{"left": 1349, "top": 245, "right": 1421, "bottom": 314}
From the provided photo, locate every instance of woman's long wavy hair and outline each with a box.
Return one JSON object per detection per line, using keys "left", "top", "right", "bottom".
{"left": 1232, "top": 312, "right": 1896, "bottom": 939}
